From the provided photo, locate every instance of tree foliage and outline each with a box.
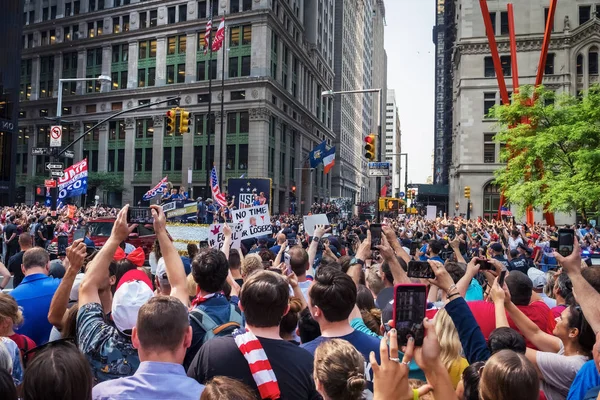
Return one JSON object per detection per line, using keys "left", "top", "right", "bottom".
{"left": 88, "top": 171, "right": 126, "bottom": 193}
{"left": 491, "top": 85, "right": 600, "bottom": 216}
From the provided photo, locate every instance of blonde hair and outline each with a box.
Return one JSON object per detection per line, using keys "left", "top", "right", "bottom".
{"left": 241, "top": 254, "right": 263, "bottom": 279}
{"left": 186, "top": 273, "right": 198, "bottom": 298}
{"left": 0, "top": 293, "right": 24, "bottom": 327}
{"left": 434, "top": 308, "right": 463, "bottom": 370}
{"left": 479, "top": 350, "right": 539, "bottom": 400}
{"left": 314, "top": 339, "right": 366, "bottom": 400}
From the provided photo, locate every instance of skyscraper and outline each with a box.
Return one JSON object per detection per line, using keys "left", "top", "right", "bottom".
{"left": 385, "top": 90, "right": 401, "bottom": 196}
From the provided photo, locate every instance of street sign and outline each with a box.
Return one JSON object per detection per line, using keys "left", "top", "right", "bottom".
{"left": 50, "top": 170, "right": 64, "bottom": 178}
{"left": 368, "top": 162, "right": 391, "bottom": 177}
{"left": 50, "top": 125, "right": 62, "bottom": 147}
{"left": 45, "top": 162, "right": 64, "bottom": 171}
{"left": 31, "top": 147, "right": 52, "bottom": 156}
{"left": 44, "top": 179, "right": 56, "bottom": 188}
{"left": 399, "top": 192, "right": 405, "bottom": 198}
{"left": 61, "top": 150, "right": 75, "bottom": 159}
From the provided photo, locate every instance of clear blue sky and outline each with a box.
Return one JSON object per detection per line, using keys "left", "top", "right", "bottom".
{"left": 384, "top": 0, "right": 435, "bottom": 184}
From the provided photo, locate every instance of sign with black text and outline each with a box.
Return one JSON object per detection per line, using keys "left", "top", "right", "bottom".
{"left": 208, "top": 223, "right": 242, "bottom": 250}
{"left": 231, "top": 205, "right": 272, "bottom": 239}
{"left": 227, "top": 178, "right": 271, "bottom": 210}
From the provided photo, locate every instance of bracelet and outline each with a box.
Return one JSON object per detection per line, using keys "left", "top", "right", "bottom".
{"left": 447, "top": 292, "right": 460, "bottom": 300}
{"left": 448, "top": 284, "right": 457, "bottom": 293}
{"left": 413, "top": 389, "right": 420, "bottom": 400}
{"left": 312, "top": 236, "right": 321, "bottom": 243}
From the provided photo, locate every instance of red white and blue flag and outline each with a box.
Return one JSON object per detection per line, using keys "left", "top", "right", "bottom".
{"left": 210, "top": 167, "right": 227, "bottom": 207}
{"left": 212, "top": 17, "right": 225, "bottom": 51}
{"left": 143, "top": 176, "right": 168, "bottom": 201}
{"left": 204, "top": 19, "right": 212, "bottom": 54}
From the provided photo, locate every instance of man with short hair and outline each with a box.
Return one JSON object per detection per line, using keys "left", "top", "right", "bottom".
{"left": 10, "top": 247, "right": 60, "bottom": 345}
{"left": 34, "top": 217, "right": 47, "bottom": 248}
{"left": 288, "top": 246, "right": 312, "bottom": 301}
{"left": 489, "top": 242, "right": 510, "bottom": 269}
{"left": 269, "top": 233, "right": 287, "bottom": 256}
{"left": 301, "top": 266, "right": 380, "bottom": 391}
{"left": 3, "top": 216, "right": 19, "bottom": 261}
{"left": 92, "top": 296, "right": 205, "bottom": 399}
{"left": 8, "top": 233, "right": 33, "bottom": 288}
{"left": 188, "top": 270, "right": 319, "bottom": 399}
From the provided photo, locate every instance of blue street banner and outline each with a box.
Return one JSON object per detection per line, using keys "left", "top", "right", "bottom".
{"left": 227, "top": 178, "right": 272, "bottom": 210}
{"left": 309, "top": 140, "right": 327, "bottom": 169}
{"left": 57, "top": 158, "right": 88, "bottom": 203}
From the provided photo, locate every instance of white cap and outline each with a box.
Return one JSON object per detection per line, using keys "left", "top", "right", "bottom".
{"left": 111, "top": 270, "right": 154, "bottom": 332}
{"left": 155, "top": 259, "right": 170, "bottom": 288}
{"left": 527, "top": 267, "right": 547, "bottom": 289}
{"left": 69, "top": 273, "right": 86, "bottom": 302}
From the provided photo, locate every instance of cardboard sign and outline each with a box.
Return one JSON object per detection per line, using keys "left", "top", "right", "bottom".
{"left": 208, "top": 223, "right": 242, "bottom": 250}
{"left": 303, "top": 214, "right": 330, "bottom": 236}
{"left": 231, "top": 205, "right": 272, "bottom": 239}
{"left": 426, "top": 205, "right": 437, "bottom": 221}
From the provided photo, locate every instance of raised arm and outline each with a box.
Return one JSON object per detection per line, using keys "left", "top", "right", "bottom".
{"left": 456, "top": 258, "right": 479, "bottom": 298}
{"left": 151, "top": 205, "right": 189, "bottom": 307}
{"left": 308, "top": 225, "right": 330, "bottom": 273}
{"left": 347, "top": 231, "right": 371, "bottom": 286}
{"left": 377, "top": 235, "right": 410, "bottom": 285}
{"left": 48, "top": 240, "right": 86, "bottom": 329}
{"left": 221, "top": 223, "right": 233, "bottom": 260}
{"left": 383, "top": 225, "right": 411, "bottom": 264}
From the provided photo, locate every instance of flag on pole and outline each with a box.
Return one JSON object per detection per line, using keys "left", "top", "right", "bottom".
{"left": 323, "top": 146, "right": 336, "bottom": 174}
{"left": 143, "top": 176, "right": 168, "bottom": 201}
{"left": 210, "top": 167, "right": 227, "bottom": 207}
{"left": 308, "top": 140, "right": 327, "bottom": 169}
{"left": 204, "top": 19, "right": 213, "bottom": 54}
{"left": 212, "top": 17, "right": 225, "bottom": 51}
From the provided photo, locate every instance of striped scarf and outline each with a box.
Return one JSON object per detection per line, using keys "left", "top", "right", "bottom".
{"left": 233, "top": 329, "right": 281, "bottom": 400}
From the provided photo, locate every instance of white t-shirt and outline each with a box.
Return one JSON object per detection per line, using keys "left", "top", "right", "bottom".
{"left": 148, "top": 253, "right": 159, "bottom": 274}
{"left": 537, "top": 342, "right": 588, "bottom": 400}
{"left": 508, "top": 236, "right": 524, "bottom": 251}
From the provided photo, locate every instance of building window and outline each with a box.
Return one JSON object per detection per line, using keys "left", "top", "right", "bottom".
{"left": 484, "top": 92, "right": 496, "bottom": 117}
{"left": 179, "top": 4, "right": 187, "bottom": 22}
{"left": 239, "top": 144, "right": 248, "bottom": 170}
{"left": 242, "top": 0, "right": 251, "bottom": 11}
{"left": 500, "top": 11, "right": 509, "bottom": 35}
{"left": 577, "top": 54, "right": 584, "bottom": 75}
{"left": 193, "top": 146, "right": 203, "bottom": 170}
{"left": 196, "top": 59, "right": 217, "bottom": 80}
{"left": 500, "top": 55, "right": 511, "bottom": 76}
{"left": 589, "top": 47, "right": 599, "bottom": 75}
{"left": 543, "top": 8, "right": 555, "bottom": 31}
{"left": 544, "top": 53, "right": 555, "bottom": 75}
{"left": 137, "top": 68, "right": 156, "bottom": 87}
{"left": 111, "top": 70, "right": 128, "bottom": 90}
{"left": 227, "top": 111, "right": 249, "bottom": 134}
{"left": 231, "top": 90, "right": 245, "bottom": 100}
{"left": 194, "top": 113, "right": 215, "bottom": 135}
{"left": 198, "top": 0, "right": 207, "bottom": 18}
{"left": 168, "top": 6, "right": 176, "bottom": 24}
{"left": 139, "top": 40, "right": 157, "bottom": 59}
{"left": 230, "top": 25, "right": 251, "bottom": 46}
{"left": 167, "top": 35, "right": 186, "bottom": 55}
{"left": 484, "top": 133, "right": 495, "bottom": 163}
{"left": 230, "top": 0, "right": 239, "bottom": 13}
{"left": 484, "top": 57, "right": 495, "bottom": 77}
{"left": 271, "top": 32, "right": 278, "bottom": 80}
{"left": 136, "top": 118, "right": 154, "bottom": 138}
{"left": 150, "top": 10, "right": 158, "bottom": 27}
{"left": 39, "top": 56, "right": 55, "bottom": 98}
{"left": 483, "top": 183, "right": 501, "bottom": 220}
{"left": 579, "top": 5, "right": 591, "bottom": 25}
{"left": 226, "top": 145, "right": 236, "bottom": 169}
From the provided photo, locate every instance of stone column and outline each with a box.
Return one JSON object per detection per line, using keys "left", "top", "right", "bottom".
{"left": 152, "top": 115, "right": 165, "bottom": 185}
{"left": 73, "top": 122, "right": 85, "bottom": 162}
{"left": 282, "top": 129, "right": 291, "bottom": 215}
{"left": 30, "top": 56, "right": 40, "bottom": 102}
{"left": 248, "top": 107, "right": 270, "bottom": 177}
{"left": 97, "top": 122, "right": 109, "bottom": 173}
{"left": 185, "top": 32, "right": 197, "bottom": 83}
{"left": 77, "top": 50, "right": 87, "bottom": 94}
{"left": 251, "top": 23, "right": 270, "bottom": 77}
{"left": 155, "top": 36, "right": 167, "bottom": 86}
{"left": 272, "top": 120, "right": 282, "bottom": 213}
{"left": 101, "top": 46, "right": 112, "bottom": 92}
{"left": 122, "top": 117, "right": 136, "bottom": 205}
{"left": 127, "top": 41, "right": 139, "bottom": 89}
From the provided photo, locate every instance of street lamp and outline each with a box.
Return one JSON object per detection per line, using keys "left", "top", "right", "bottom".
{"left": 56, "top": 75, "right": 112, "bottom": 118}
{"left": 321, "top": 88, "right": 384, "bottom": 219}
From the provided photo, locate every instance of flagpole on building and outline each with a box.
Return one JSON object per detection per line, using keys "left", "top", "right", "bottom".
{"left": 219, "top": 23, "right": 226, "bottom": 192}
{"left": 205, "top": 5, "right": 214, "bottom": 201}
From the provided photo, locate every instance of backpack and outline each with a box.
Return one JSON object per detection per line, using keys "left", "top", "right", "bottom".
{"left": 189, "top": 304, "right": 243, "bottom": 345}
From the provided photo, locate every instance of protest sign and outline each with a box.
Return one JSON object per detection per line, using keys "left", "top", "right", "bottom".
{"left": 207, "top": 223, "right": 242, "bottom": 250}
{"left": 231, "top": 205, "right": 272, "bottom": 239}
{"left": 303, "top": 214, "right": 330, "bottom": 236}
{"left": 426, "top": 205, "right": 437, "bottom": 221}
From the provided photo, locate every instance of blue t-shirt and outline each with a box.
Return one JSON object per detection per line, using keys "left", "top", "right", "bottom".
{"left": 465, "top": 278, "right": 484, "bottom": 301}
{"left": 301, "top": 330, "right": 381, "bottom": 391}
{"left": 11, "top": 273, "right": 61, "bottom": 345}
{"left": 567, "top": 360, "right": 600, "bottom": 400}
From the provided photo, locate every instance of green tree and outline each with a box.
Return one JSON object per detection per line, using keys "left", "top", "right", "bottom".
{"left": 492, "top": 85, "right": 600, "bottom": 218}
{"left": 87, "top": 171, "right": 126, "bottom": 193}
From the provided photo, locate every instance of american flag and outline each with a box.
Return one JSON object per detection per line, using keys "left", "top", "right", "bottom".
{"left": 204, "top": 19, "right": 212, "bottom": 54}
{"left": 210, "top": 167, "right": 227, "bottom": 207}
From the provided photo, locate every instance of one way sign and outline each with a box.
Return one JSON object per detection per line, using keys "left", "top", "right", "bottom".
{"left": 46, "top": 162, "right": 64, "bottom": 170}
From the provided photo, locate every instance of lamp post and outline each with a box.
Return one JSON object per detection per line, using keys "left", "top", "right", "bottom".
{"left": 321, "top": 88, "right": 384, "bottom": 221}
{"left": 56, "top": 75, "right": 112, "bottom": 119}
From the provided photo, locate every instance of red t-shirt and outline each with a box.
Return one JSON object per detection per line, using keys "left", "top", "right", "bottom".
{"left": 467, "top": 300, "right": 555, "bottom": 349}
{"left": 9, "top": 333, "right": 36, "bottom": 357}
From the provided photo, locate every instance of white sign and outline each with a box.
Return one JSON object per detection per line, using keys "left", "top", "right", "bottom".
{"left": 368, "top": 162, "right": 391, "bottom": 177}
{"left": 303, "top": 214, "right": 330, "bottom": 236}
{"left": 50, "top": 125, "right": 62, "bottom": 147}
{"left": 231, "top": 205, "right": 272, "bottom": 239}
{"left": 426, "top": 205, "right": 437, "bottom": 221}
{"left": 208, "top": 223, "right": 242, "bottom": 250}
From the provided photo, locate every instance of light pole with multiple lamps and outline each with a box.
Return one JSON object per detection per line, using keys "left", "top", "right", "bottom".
{"left": 321, "top": 88, "right": 384, "bottom": 220}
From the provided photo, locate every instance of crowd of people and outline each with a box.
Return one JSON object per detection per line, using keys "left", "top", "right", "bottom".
{"left": 310, "top": 202, "right": 340, "bottom": 217}
{"left": 0, "top": 201, "right": 599, "bottom": 399}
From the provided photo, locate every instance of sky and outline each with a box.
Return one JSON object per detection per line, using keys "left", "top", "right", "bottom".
{"left": 384, "top": 0, "right": 435, "bottom": 185}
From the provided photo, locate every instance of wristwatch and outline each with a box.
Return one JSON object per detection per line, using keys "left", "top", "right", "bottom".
{"left": 312, "top": 236, "right": 321, "bottom": 243}
{"left": 350, "top": 257, "right": 365, "bottom": 266}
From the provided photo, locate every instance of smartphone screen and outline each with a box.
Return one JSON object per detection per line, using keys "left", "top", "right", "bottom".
{"left": 476, "top": 258, "right": 494, "bottom": 271}
{"left": 127, "top": 207, "right": 154, "bottom": 224}
{"left": 393, "top": 284, "right": 427, "bottom": 347}
{"left": 370, "top": 223, "right": 382, "bottom": 250}
{"left": 558, "top": 229, "right": 574, "bottom": 257}
{"left": 57, "top": 236, "right": 68, "bottom": 257}
{"left": 73, "top": 228, "right": 86, "bottom": 241}
{"left": 407, "top": 260, "right": 435, "bottom": 279}
{"left": 498, "top": 270, "right": 507, "bottom": 287}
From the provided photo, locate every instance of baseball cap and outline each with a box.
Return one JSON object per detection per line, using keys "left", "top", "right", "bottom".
{"left": 155, "top": 260, "right": 170, "bottom": 289}
{"left": 490, "top": 243, "right": 504, "bottom": 253}
{"left": 112, "top": 269, "right": 154, "bottom": 333}
{"left": 69, "top": 273, "right": 86, "bottom": 303}
{"left": 49, "top": 259, "right": 65, "bottom": 279}
{"left": 527, "top": 268, "right": 547, "bottom": 289}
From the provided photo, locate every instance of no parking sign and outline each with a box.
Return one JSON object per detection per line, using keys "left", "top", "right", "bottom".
{"left": 50, "top": 125, "right": 62, "bottom": 147}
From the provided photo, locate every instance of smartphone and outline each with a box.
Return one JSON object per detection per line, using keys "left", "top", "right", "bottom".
{"left": 127, "top": 207, "right": 153, "bottom": 224}
{"left": 370, "top": 223, "right": 382, "bottom": 250}
{"left": 284, "top": 253, "right": 292, "bottom": 274}
{"left": 557, "top": 228, "right": 574, "bottom": 257}
{"left": 199, "top": 240, "right": 209, "bottom": 249}
{"left": 476, "top": 258, "right": 495, "bottom": 271}
{"left": 549, "top": 240, "right": 558, "bottom": 249}
{"left": 393, "top": 284, "right": 427, "bottom": 347}
{"left": 498, "top": 270, "right": 507, "bottom": 287}
{"left": 287, "top": 238, "right": 297, "bottom": 246}
{"left": 73, "top": 228, "right": 86, "bottom": 241}
{"left": 407, "top": 260, "right": 435, "bottom": 279}
{"left": 57, "top": 236, "right": 68, "bottom": 257}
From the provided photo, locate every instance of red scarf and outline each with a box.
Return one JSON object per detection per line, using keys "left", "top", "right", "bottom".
{"left": 190, "top": 292, "right": 225, "bottom": 308}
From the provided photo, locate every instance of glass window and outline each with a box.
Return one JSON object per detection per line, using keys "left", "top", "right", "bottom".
{"left": 167, "top": 65, "right": 175, "bottom": 84}
{"left": 113, "top": 17, "right": 121, "bottom": 33}
{"left": 227, "top": 113, "right": 237, "bottom": 134}
{"left": 231, "top": 0, "right": 240, "bottom": 13}
{"left": 239, "top": 144, "right": 248, "bottom": 170}
{"left": 230, "top": 26, "right": 240, "bottom": 46}
{"left": 544, "top": 53, "right": 555, "bottom": 75}
{"left": 150, "top": 10, "right": 157, "bottom": 27}
{"left": 123, "top": 15, "right": 130, "bottom": 32}
{"left": 580, "top": 5, "right": 591, "bottom": 25}
{"left": 135, "top": 148, "right": 143, "bottom": 171}
{"left": 150, "top": 40, "right": 157, "bottom": 57}
{"left": 167, "top": 36, "right": 176, "bottom": 55}
{"left": 198, "top": 1, "right": 207, "bottom": 18}
{"left": 179, "top": 5, "right": 187, "bottom": 22}
{"left": 145, "top": 148, "right": 153, "bottom": 171}
{"left": 239, "top": 111, "right": 249, "bottom": 133}
{"left": 139, "top": 11, "right": 147, "bottom": 29}
{"left": 168, "top": 6, "right": 176, "bottom": 24}
{"left": 577, "top": 54, "right": 584, "bottom": 75}
{"left": 229, "top": 57, "right": 239, "bottom": 77}
{"left": 484, "top": 92, "right": 496, "bottom": 117}
{"left": 226, "top": 145, "right": 236, "bottom": 169}
{"left": 589, "top": 49, "right": 599, "bottom": 75}
{"left": 163, "top": 147, "right": 172, "bottom": 170}
{"left": 194, "top": 146, "right": 203, "bottom": 169}
{"left": 138, "top": 69, "right": 146, "bottom": 87}
{"left": 139, "top": 41, "right": 147, "bottom": 59}
{"left": 177, "top": 64, "right": 185, "bottom": 83}
{"left": 242, "top": 0, "right": 251, "bottom": 11}
{"left": 484, "top": 57, "right": 494, "bottom": 77}
{"left": 231, "top": 90, "right": 245, "bottom": 100}
{"left": 242, "top": 25, "right": 252, "bottom": 45}
{"left": 179, "top": 35, "right": 187, "bottom": 54}
{"left": 500, "top": 11, "right": 509, "bottom": 35}
{"left": 197, "top": 61, "right": 206, "bottom": 81}
{"left": 148, "top": 67, "right": 156, "bottom": 86}
{"left": 174, "top": 147, "right": 182, "bottom": 170}
{"left": 241, "top": 56, "right": 251, "bottom": 76}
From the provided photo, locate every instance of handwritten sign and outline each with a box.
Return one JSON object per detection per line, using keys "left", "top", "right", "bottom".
{"left": 208, "top": 223, "right": 242, "bottom": 250}
{"left": 303, "top": 214, "right": 330, "bottom": 236}
{"left": 231, "top": 205, "right": 272, "bottom": 239}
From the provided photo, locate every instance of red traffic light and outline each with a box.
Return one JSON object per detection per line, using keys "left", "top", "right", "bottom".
{"left": 364, "top": 136, "right": 374, "bottom": 144}
{"left": 166, "top": 110, "right": 175, "bottom": 118}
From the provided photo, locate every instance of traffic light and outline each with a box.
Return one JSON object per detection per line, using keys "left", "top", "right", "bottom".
{"left": 166, "top": 108, "right": 177, "bottom": 135}
{"left": 364, "top": 134, "right": 376, "bottom": 161}
{"left": 464, "top": 186, "right": 471, "bottom": 199}
{"left": 411, "top": 189, "right": 416, "bottom": 199}
{"left": 179, "top": 109, "right": 191, "bottom": 133}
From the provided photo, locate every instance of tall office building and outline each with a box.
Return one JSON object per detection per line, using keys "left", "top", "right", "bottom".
{"left": 385, "top": 89, "right": 401, "bottom": 196}
{"left": 17, "top": 0, "right": 335, "bottom": 214}
{"left": 449, "top": 0, "right": 597, "bottom": 222}
{"left": 331, "top": 0, "right": 377, "bottom": 203}
{"left": 0, "top": 0, "right": 25, "bottom": 205}
{"left": 371, "top": 0, "right": 387, "bottom": 199}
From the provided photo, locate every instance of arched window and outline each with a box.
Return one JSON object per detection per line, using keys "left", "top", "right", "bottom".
{"left": 483, "top": 182, "right": 501, "bottom": 220}
{"left": 577, "top": 54, "right": 584, "bottom": 75}
{"left": 589, "top": 46, "right": 598, "bottom": 75}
